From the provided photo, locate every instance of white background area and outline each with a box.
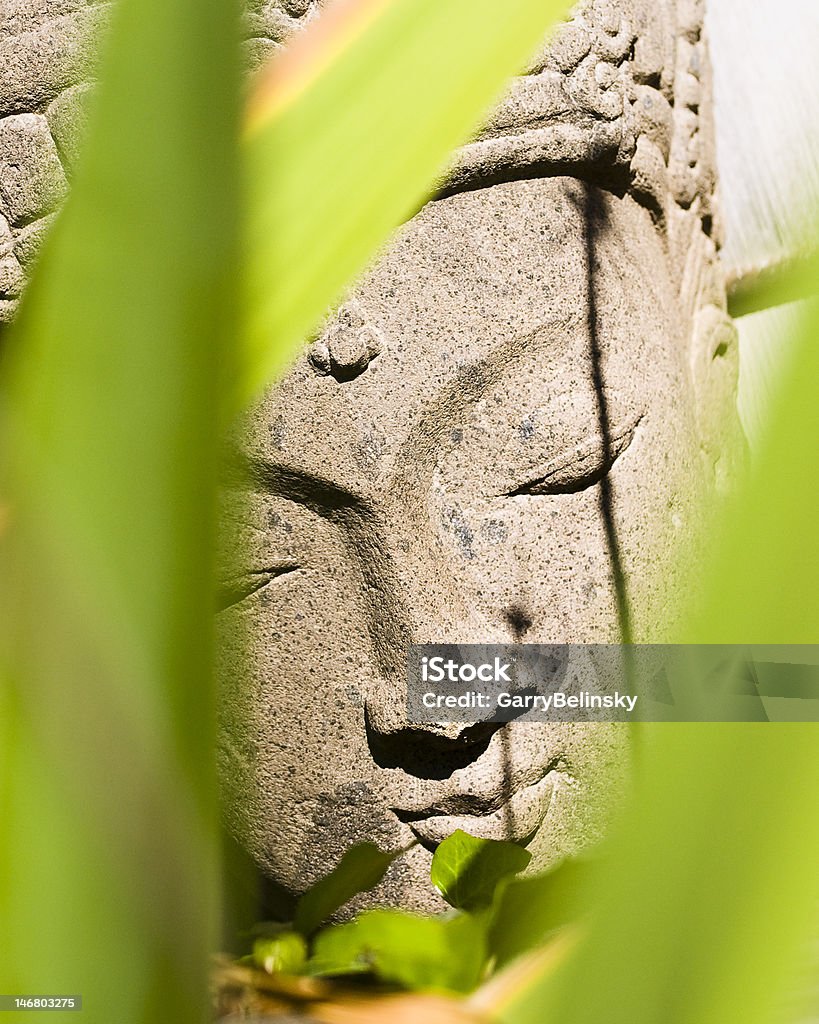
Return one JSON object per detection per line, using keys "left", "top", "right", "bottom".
{"left": 707, "top": 0, "right": 819, "bottom": 446}
{"left": 709, "top": 12, "right": 819, "bottom": 1021}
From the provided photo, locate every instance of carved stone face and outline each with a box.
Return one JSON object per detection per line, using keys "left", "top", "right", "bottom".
{"left": 1, "top": 0, "right": 744, "bottom": 913}
{"left": 217, "top": 0, "right": 746, "bottom": 913}
{"left": 213, "top": 0, "right": 746, "bottom": 913}
{"left": 220, "top": 173, "right": 743, "bottom": 912}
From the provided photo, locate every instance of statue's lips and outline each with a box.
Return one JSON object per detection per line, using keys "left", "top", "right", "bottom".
{"left": 393, "top": 772, "right": 555, "bottom": 850}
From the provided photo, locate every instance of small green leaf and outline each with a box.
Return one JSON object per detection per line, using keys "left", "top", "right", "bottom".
{"left": 308, "top": 909, "right": 486, "bottom": 993}
{"left": 252, "top": 930, "right": 308, "bottom": 975}
{"left": 489, "top": 857, "right": 592, "bottom": 968}
{"left": 293, "top": 843, "right": 400, "bottom": 936}
{"left": 431, "top": 829, "right": 531, "bottom": 911}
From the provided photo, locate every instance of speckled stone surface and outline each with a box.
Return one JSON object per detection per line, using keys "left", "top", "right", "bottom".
{"left": 1, "top": 0, "right": 745, "bottom": 914}
{"left": 219, "top": 1, "right": 744, "bottom": 914}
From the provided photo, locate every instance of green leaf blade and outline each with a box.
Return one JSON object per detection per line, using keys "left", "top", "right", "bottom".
{"left": 240, "top": 0, "right": 570, "bottom": 407}
{"left": 488, "top": 858, "right": 592, "bottom": 969}
{"left": 253, "top": 931, "right": 309, "bottom": 976}
{"left": 0, "top": 0, "right": 240, "bottom": 1017}
{"left": 431, "top": 829, "right": 531, "bottom": 912}
{"left": 309, "top": 909, "right": 487, "bottom": 993}
{"left": 294, "top": 842, "right": 400, "bottom": 936}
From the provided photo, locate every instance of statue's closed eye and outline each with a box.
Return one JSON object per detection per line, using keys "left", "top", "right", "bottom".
{"left": 506, "top": 416, "right": 641, "bottom": 497}
{"left": 216, "top": 564, "right": 300, "bottom": 612}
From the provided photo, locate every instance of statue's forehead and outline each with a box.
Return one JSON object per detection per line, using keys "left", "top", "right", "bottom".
{"left": 259, "top": 177, "right": 591, "bottom": 434}
{"left": 239, "top": 176, "right": 675, "bottom": 497}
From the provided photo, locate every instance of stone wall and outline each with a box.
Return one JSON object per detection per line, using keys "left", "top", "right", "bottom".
{"left": 0, "top": 0, "right": 328, "bottom": 323}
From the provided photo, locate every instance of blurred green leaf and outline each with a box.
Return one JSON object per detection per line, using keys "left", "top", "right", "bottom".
{"left": 490, "top": 726, "right": 819, "bottom": 1024}
{"left": 240, "top": 0, "right": 569, "bottom": 407}
{"left": 253, "top": 930, "right": 308, "bottom": 975}
{"left": 431, "top": 829, "right": 531, "bottom": 912}
{"left": 486, "top": 256, "right": 819, "bottom": 1024}
{"left": 309, "top": 909, "right": 486, "bottom": 993}
{"left": 488, "top": 858, "right": 591, "bottom": 969}
{"left": 690, "top": 257, "right": 819, "bottom": 644}
{"left": 294, "top": 842, "right": 401, "bottom": 936}
{"left": 727, "top": 249, "right": 819, "bottom": 319}
{"left": 0, "top": 0, "right": 239, "bottom": 1019}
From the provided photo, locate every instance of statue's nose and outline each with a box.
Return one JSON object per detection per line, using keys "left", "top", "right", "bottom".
{"left": 353, "top": 522, "right": 502, "bottom": 751}
{"left": 358, "top": 542, "right": 505, "bottom": 777}
{"left": 363, "top": 704, "right": 503, "bottom": 781}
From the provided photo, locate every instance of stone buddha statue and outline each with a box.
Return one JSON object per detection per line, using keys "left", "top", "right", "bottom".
{"left": 219, "top": 0, "right": 745, "bottom": 913}
{"left": 0, "top": 0, "right": 745, "bottom": 915}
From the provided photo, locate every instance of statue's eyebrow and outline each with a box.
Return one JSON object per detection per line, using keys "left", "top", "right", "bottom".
{"left": 238, "top": 455, "right": 364, "bottom": 518}
{"left": 388, "top": 314, "right": 572, "bottom": 484}
{"left": 224, "top": 308, "right": 582, "bottom": 513}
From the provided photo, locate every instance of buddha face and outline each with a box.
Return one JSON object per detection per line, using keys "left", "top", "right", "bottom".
{"left": 1, "top": 0, "right": 743, "bottom": 913}
{"left": 219, "top": 174, "right": 743, "bottom": 913}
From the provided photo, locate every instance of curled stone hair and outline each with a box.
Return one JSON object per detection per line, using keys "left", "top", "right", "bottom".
{"left": 447, "top": 0, "right": 726, "bottom": 348}
{"left": 449, "top": 0, "right": 718, "bottom": 243}
{"left": 247, "top": 0, "right": 719, "bottom": 243}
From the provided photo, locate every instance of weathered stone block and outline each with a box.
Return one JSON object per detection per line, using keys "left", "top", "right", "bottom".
{"left": 0, "top": 8, "right": 104, "bottom": 118}
{"left": 46, "top": 80, "right": 93, "bottom": 171}
{"left": 0, "top": 113, "right": 68, "bottom": 225}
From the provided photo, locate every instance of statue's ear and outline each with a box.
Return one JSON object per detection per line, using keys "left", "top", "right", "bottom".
{"left": 689, "top": 304, "right": 747, "bottom": 493}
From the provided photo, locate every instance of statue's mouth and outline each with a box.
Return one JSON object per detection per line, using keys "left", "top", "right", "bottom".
{"left": 392, "top": 770, "right": 557, "bottom": 851}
